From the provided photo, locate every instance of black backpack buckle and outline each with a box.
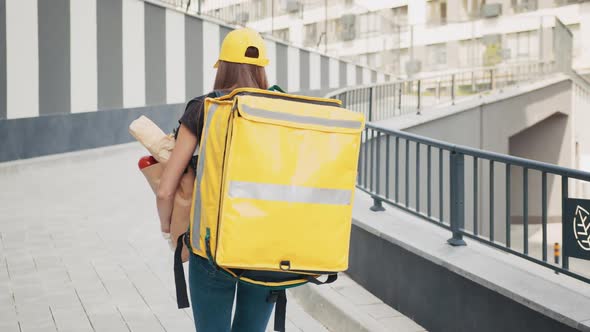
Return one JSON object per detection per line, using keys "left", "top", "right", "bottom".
{"left": 266, "top": 290, "right": 280, "bottom": 303}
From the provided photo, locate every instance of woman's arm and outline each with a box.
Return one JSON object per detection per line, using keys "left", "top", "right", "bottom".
{"left": 156, "top": 124, "right": 198, "bottom": 233}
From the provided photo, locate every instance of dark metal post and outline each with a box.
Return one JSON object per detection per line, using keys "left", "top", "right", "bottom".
{"left": 385, "top": 136, "right": 390, "bottom": 198}
{"left": 523, "top": 168, "right": 529, "bottom": 255}
{"left": 554, "top": 242, "right": 560, "bottom": 266}
{"left": 395, "top": 137, "right": 400, "bottom": 203}
{"left": 448, "top": 151, "right": 466, "bottom": 246}
{"left": 416, "top": 143, "right": 420, "bottom": 212}
{"left": 489, "top": 160, "right": 494, "bottom": 242}
{"left": 451, "top": 74, "right": 456, "bottom": 105}
{"left": 439, "top": 149, "right": 444, "bottom": 222}
{"left": 427, "top": 145, "right": 432, "bottom": 217}
{"left": 397, "top": 83, "right": 402, "bottom": 113}
{"left": 474, "top": 157, "right": 479, "bottom": 236}
{"left": 505, "top": 164, "right": 511, "bottom": 248}
{"left": 405, "top": 140, "right": 410, "bottom": 208}
{"left": 562, "top": 176, "right": 569, "bottom": 269}
{"left": 542, "top": 172, "right": 548, "bottom": 261}
{"left": 417, "top": 80, "right": 421, "bottom": 115}
{"left": 370, "top": 196, "right": 386, "bottom": 212}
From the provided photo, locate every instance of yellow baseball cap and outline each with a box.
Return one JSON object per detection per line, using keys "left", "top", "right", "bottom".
{"left": 214, "top": 28, "right": 269, "bottom": 68}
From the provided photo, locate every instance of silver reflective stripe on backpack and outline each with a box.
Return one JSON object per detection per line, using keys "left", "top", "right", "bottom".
{"left": 191, "top": 104, "right": 219, "bottom": 251}
{"left": 240, "top": 104, "right": 363, "bottom": 129}
{"left": 228, "top": 181, "right": 352, "bottom": 205}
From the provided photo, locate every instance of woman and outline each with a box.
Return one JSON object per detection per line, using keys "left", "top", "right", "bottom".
{"left": 156, "top": 28, "right": 273, "bottom": 332}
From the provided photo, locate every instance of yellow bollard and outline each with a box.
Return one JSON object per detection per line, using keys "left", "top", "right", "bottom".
{"left": 554, "top": 243, "right": 560, "bottom": 274}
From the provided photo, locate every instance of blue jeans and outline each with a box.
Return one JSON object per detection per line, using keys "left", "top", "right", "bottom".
{"left": 189, "top": 253, "right": 274, "bottom": 332}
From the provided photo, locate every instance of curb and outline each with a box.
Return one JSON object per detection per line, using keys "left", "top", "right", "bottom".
{"left": 289, "top": 282, "right": 389, "bottom": 332}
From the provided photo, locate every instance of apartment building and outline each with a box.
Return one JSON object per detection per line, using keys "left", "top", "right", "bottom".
{"left": 172, "top": 0, "right": 590, "bottom": 76}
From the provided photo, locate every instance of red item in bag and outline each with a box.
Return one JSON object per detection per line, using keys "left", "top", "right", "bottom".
{"left": 139, "top": 156, "right": 158, "bottom": 169}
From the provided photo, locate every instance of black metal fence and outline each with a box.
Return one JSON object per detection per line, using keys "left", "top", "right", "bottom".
{"left": 330, "top": 61, "right": 555, "bottom": 122}
{"left": 359, "top": 123, "right": 590, "bottom": 284}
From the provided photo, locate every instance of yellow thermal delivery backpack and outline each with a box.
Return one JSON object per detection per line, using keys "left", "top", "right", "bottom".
{"left": 174, "top": 87, "right": 364, "bottom": 331}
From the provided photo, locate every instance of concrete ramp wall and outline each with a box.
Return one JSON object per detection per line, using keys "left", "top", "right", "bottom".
{"left": 348, "top": 190, "right": 590, "bottom": 332}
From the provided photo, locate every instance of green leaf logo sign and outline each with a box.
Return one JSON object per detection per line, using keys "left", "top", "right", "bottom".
{"left": 573, "top": 205, "right": 590, "bottom": 251}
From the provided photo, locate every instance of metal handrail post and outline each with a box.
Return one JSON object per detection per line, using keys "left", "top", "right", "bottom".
{"left": 417, "top": 80, "right": 421, "bottom": 115}
{"left": 370, "top": 196, "right": 386, "bottom": 212}
{"left": 368, "top": 87, "right": 374, "bottom": 122}
{"left": 448, "top": 151, "right": 467, "bottom": 246}
{"left": 397, "top": 83, "right": 402, "bottom": 114}
{"left": 562, "top": 176, "right": 569, "bottom": 269}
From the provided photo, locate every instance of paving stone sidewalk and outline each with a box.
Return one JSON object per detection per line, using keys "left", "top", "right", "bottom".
{"left": 0, "top": 144, "right": 328, "bottom": 332}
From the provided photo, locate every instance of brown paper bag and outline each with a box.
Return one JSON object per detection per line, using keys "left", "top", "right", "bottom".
{"left": 132, "top": 116, "right": 195, "bottom": 262}
{"left": 170, "top": 168, "right": 194, "bottom": 263}
{"left": 140, "top": 161, "right": 163, "bottom": 194}
{"left": 139, "top": 158, "right": 191, "bottom": 263}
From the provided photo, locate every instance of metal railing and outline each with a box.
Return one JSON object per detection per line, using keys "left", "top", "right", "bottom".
{"left": 359, "top": 123, "right": 590, "bottom": 284}
{"left": 339, "top": 62, "right": 590, "bottom": 284}
{"left": 329, "top": 61, "right": 555, "bottom": 122}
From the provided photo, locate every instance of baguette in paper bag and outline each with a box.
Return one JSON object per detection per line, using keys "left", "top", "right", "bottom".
{"left": 129, "top": 115, "right": 175, "bottom": 163}
{"left": 131, "top": 117, "right": 192, "bottom": 262}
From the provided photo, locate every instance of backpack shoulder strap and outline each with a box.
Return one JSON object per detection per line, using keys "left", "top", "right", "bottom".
{"left": 268, "top": 85, "right": 286, "bottom": 93}
{"left": 208, "top": 90, "right": 230, "bottom": 98}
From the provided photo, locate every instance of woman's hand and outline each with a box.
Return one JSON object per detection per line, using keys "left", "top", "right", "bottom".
{"left": 157, "top": 124, "right": 198, "bottom": 233}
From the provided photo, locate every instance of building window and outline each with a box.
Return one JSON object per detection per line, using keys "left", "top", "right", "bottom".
{"left": 505, "top": 30, "right": 539, "bottom": 61}
{"left": 428, "top": 0, "right": 448, "bottom": 25}
{"left": 466, "top": 0, "right": 486, "bottom": 18}
{"left": 394, "top": 6, "right": 408, "bottom": 26}
{"left": 512, "top": 0, "right": 539, "bottom": 13}
{"left": 567, "top": 23, "right": 580, "bottom": 57}
{"left": 326, "top": 18, "right": 342, "bottom": 43}
{"left": 555, "top": 0, "right": 585, "bottom": 6}
{"left": 517, "top": 31, "right": 531, "bottom": 58}
{"left": 383, "top": 49, "right": 404, "bottom": 74}
{"left": 382, "top": 6, "right": 408, "bottom": 29}
{"left": 359, "top": 54, "right": 368, "bottom": 66}
{"left": 358, "top": 12, "right": 380, "bottom": 38}
{"left": 428, "top": 43, "right": 447, "bottom": 68}
{"left": 252, "top": 0, "right": 269, "bottom": 20}
{"left": 273, "top": 28, "right": 290, "bottom": 43}
{"left": 352, "top": 52, "right": 384, "bottom": 69}
{"left": 362, "top": 52, "right": 380, "bottom": 68}
{"left": 459, "top": 40, "right": 477, "bottom": 67}
{"left": 304, "top": 23, "right": 318, "bottom": 47}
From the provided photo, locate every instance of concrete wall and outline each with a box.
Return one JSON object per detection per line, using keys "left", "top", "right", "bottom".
{"left": 572, "top": 77, "right": 590, "bottom": 197}
{"left": 0, "top": 0, "right": 384, "bottom": 162}
{"left": 509, "top": 114, "right": 570, "bottom": 221}
{"left": 347, "top": 190, "right": 589, "bottom": 332}
{"left": 0, "top": 104, "right": 184, "bottom": 162}
{"left": 348, "top": 224, "right": 579, "bottom": 332}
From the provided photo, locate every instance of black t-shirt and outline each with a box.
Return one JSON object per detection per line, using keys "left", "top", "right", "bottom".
{"left": 178, "top": 90, "right": 231, "bottom": 141}
{"left": 177, "top": 91, "right": 230, "bottom": 170}
{"left": 178, "top": 95, "right": 206, "bottom": 140}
